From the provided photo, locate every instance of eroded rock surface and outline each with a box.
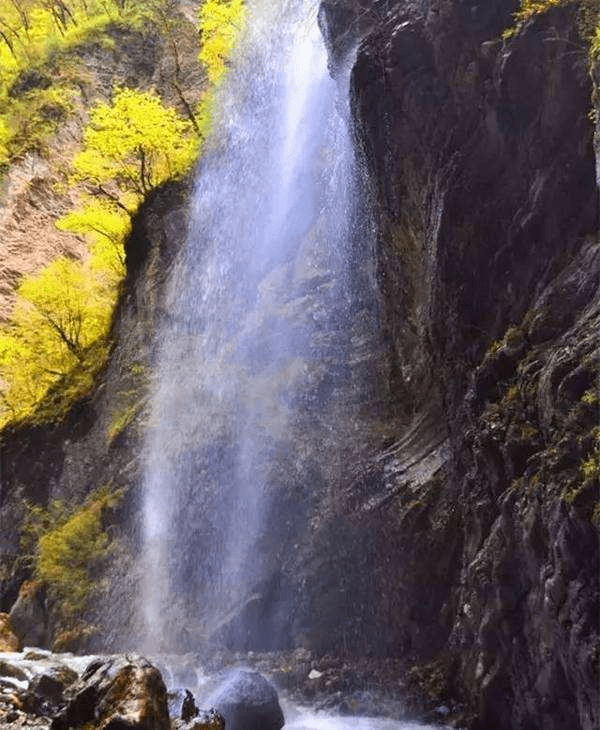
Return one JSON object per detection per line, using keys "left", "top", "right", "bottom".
{"left": 328, "top": 0, "right": 599, "bottom": 728}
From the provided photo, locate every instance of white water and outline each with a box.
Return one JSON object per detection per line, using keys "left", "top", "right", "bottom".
{"left": 284, "top": 713, "right": 441, "bottom": 730}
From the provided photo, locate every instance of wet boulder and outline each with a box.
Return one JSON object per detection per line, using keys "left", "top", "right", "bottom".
{"left": 51, "top": 655, "right": 170, "bottom": 730}
{"left": 24, "top": 665, "right": 77, "bottom": 717}
{"left": 209, "top": 669, "right": 284, "bottom": 730}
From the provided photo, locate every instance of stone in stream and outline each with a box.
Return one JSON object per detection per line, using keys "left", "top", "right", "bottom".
{"left": 168, "top": 687, "right": 225, "bottom": 730}
{"left": 51, "top": 655, "right": 170, "bottom": 730}
{"left": 209, "top": 668, "right": 284, "bottom": 730}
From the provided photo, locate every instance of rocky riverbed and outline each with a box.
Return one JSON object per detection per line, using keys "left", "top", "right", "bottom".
{"left": 0, "top": 649, "right": 457, "bottom": 729}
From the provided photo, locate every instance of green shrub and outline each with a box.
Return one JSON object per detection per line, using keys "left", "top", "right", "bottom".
{"left": 22, "top": 487, "right": 122, "bottom": 638}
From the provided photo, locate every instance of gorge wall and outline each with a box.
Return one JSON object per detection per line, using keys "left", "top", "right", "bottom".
{"left": 316, "top": 0, "right": 599, "bottom": 727}
{"left": 0, "top": 1, "right": 598, "bottom": 729}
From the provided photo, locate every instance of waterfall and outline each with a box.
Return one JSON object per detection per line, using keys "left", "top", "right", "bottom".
{"left": 141, "top": 0, "right": 376, "bottom": 653}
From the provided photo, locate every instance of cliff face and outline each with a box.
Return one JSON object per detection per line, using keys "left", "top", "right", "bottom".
{"left": 316, "top": 0, "right": 599, "bottom": 727}
{"left": 0, "top": 180, "right": 190, "bottom": 635}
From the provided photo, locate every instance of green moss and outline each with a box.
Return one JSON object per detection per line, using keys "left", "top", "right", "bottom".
{"left": 407, "top": 654, "right": 456, "bottom": 706}
{"left": 504, "top": 384, "right": 521, "bottom": 403}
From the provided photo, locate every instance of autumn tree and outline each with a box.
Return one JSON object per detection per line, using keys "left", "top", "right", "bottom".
{"left": 0, "top": 253, "right": 115, "bottom": 424}
{"left": 56, "top": 196, "right": 128, "bottom": 278}
{"left": 70, "top": 86, "right": 198, "bottom": 211}
{"left": 198, "top": 0, "right": 246, "bottom": 85}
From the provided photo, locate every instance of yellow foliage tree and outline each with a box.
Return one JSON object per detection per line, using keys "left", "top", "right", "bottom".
{"left": 22, "top": 486, "right": 123, "bottom": 642}
{"left": 198, "top": 0, "right": 246, "bottom": 85}
{"left": 56, "top": 196, "right": 129, "bottom": 279}
{"left": 0, "top": 253, "right": 115, "bottom": 425}
{"left": 71, "top": 86, "right": 199, "bottom": 206}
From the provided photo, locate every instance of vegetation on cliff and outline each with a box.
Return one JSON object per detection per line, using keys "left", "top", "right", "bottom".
{"left": 20, "top": 486, "right": 122, "bottom": 648}
{"left": 510, "top": 0, "right": 600, "bottom": 60}
{"left": 0, "top": 0, "right": 246, "bottom": 430}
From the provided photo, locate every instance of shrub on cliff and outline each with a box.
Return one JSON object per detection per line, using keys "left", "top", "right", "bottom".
{"left": 70, "top": 86, "right": 199, "bottom": 204}
{"left": 199, "top": 0, "right": 246, "bottom": 85}
{"left": 21, "top": 487, "right": 122, "bottom": 648}
{"left": 0, "top": 0, "right": 160, "bottom": 165}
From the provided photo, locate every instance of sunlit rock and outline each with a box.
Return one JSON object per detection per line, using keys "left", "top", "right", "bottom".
{"left": 9, "top": 581, "right": 48, "bottom": 649}
{"left": 0, "top": 613, "right": 20, "bottom": 652}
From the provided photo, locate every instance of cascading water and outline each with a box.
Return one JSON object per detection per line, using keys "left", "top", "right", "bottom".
{"left": 141, "top": 0, "right": 379, "bottom": 653}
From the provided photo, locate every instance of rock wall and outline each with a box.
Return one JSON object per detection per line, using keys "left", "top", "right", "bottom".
{"left": 315, "top": 0, "right": 599, "bottom": 728}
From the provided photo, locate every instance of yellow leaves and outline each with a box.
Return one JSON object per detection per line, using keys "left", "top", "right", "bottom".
{"left": 72, "top": 87, "right": 199, "bottom": 198}
{"left": 37, "top": 503, "right": 108, "bottom": 615}
{"left": 0, "top": 114, "right": 9, "bottom": 165}
{"left": 0, "top": 254, "right": 117, "bottom": 426}
{"left": 198, "top": 0, "right": 246, "bottom": 85}
{"left": 592, "top": 24, "right": 600, "bottom": 57}
{"left": 56, "top": 196, "right": 128, "bottom": 280}
{"left": 515, "top": 0, "right": 565, "bottom": 19}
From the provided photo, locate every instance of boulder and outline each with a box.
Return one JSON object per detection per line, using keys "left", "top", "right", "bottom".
{"left": 168, "top": 688, "right": 225, "bottom": 730}
{"left": 209, "top": 669, "right": 284, "bottom": 730}
{"left": 51, "top": 655, "right": 170, "bottom": 730}
{"left": 9, "top": 581, "right": 48, "bottom": 648}
{"left": 0, "top": 612, "right": 20, "bottom": 651}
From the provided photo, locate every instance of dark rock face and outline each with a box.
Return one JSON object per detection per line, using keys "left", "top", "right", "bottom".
{"left": 315, "top": 0, "right": 599, "bottom": 728}
{"left": 208, "top": 669, "right": 284, "bottom": 730}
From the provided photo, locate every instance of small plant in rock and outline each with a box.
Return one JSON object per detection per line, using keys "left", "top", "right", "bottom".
{"left": 504, "top": 0, "right": 600, "bottom": 65}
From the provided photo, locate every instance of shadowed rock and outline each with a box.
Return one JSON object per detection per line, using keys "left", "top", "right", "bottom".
{"left": 209, "top": 669, "right": 284, "bottom": 730}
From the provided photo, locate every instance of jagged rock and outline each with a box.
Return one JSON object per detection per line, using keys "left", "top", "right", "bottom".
{"left": 8, "top": 68, "right": 51, "bottom": 98}
{"left": 172, "top": 708, "right": 225, "bottom": 730}
{"left": 181, "top": 688, "right": 198, "bottom": 721}
{"left": 0, "top": 612, "right": 20, "bottom": 651}
{"left": 9, "top": 582, "right": 48, "bottom": 649}
{"left": 209, "top": 669, "right": 284, "bottom": 730}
